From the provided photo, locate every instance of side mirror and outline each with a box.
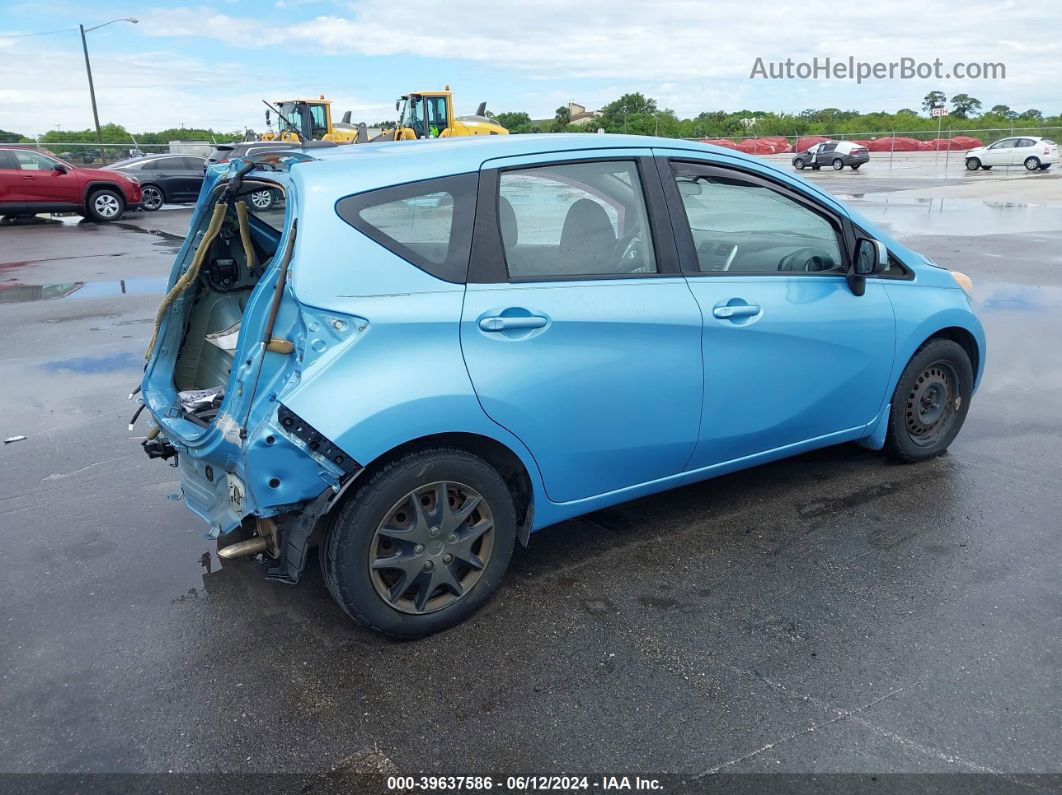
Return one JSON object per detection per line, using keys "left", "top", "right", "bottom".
{"left": 854, "top": 237, "right": 888, "bottom": 275}
{"left": 53, "top": 163, "right": 68, "bottom": 174}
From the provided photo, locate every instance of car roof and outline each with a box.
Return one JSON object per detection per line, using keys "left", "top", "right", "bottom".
{"left": 287, "top": 133, "right": 764, "bottom": 195}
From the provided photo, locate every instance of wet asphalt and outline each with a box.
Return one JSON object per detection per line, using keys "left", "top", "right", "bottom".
{"left": 0, "top": 170, "right": 1060, "bottom": 789}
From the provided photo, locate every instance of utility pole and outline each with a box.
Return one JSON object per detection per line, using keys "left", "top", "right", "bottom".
{"left": 79, "top": 24, "right": 104, "bottom": 154}
{"left": 78, "top": 18, "right": 139, "bottom": 159}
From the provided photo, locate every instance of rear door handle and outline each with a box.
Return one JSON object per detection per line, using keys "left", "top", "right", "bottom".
{"left": 479, "top": 315, "right": 548, "bottom": 332}
{"left": 713, "top": 304, "right": 760, "bottom": 319}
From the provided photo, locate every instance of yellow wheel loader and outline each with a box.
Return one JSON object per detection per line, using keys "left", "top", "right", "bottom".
{"left": 377, "top": 86, "right": 509, "bottom": 141}
{"left": 259, "top": 96, "right": 361, "bottom": 144}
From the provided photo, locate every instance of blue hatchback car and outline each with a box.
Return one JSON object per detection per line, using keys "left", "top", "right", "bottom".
{"left": 139, "top": 134, "right": 984, "bottom": 637}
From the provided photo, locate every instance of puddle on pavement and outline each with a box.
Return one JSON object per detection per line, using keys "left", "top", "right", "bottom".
{"left": 0, "top": 276, "right": 167, "bottom": 305}
{"left": 41, "top": 351, "right": 143, "bottom": 373}
{"left": 843, "top": 194, "right": 1062, "bottom": 237}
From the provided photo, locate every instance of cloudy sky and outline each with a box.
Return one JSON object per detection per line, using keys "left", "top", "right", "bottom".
{"left": 0, "top": 0, "right": 1058, "bottom": 136}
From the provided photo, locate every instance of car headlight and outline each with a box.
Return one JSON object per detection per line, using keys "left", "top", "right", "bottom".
{"left": 950, "top": 270, "right": 974, "bottom": 295}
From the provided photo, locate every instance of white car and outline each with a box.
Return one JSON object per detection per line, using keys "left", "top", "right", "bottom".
{"left": 965, "top": 136, "right": 1058, "bottom": 171}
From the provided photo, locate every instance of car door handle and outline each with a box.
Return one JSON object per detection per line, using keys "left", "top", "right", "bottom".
{"left": 479, "top": 315, "right": 548, "bottom": 332}
{"left": 713, "top": 304, "right": 760, "bottom": 319}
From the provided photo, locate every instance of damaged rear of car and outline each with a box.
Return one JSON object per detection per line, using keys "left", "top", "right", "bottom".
{"left": 140, "top": 155, "right": 359, "bottom": 581}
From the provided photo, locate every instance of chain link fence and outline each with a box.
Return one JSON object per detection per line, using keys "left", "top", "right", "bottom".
{"left": 8, "top": 140, "right": 218, "bottom": 166}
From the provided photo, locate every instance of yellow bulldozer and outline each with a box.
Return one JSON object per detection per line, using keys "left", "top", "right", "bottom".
{"left": 256, "top": 87, "right": 507, "bottom": 145}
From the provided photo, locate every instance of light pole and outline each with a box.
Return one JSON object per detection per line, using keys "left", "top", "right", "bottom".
{"left": 79, "top": 17, "right": 138, "bottom": 156}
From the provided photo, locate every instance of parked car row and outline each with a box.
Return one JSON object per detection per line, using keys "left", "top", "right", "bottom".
{"left": 0, "top": 144, "right": 300, "bottom": 221}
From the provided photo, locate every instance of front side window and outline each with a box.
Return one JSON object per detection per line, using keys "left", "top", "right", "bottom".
{"left": 672, "top": 165, "right": 843, "bottom": 274}
{"left": 989, "top": 139, "right": 1015, "bottom": 149}
{"left": 426, "top": 97, "right": 449, "bottom": 136}
{"left": 14, "top": 151, "right": 57, "bottom": 171}
{"left": 336, "top": 173, "right": 477, "bottom": 282}
{"left": 498, "top": 160, "right": 657, "bottom": 279}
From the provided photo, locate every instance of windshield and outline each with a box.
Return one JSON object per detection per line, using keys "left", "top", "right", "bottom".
{"left": 275, "top": 103, "right": 303, "bottom": 135}
{"left": 399, "top": 95, "right": 448, "bottom": 138}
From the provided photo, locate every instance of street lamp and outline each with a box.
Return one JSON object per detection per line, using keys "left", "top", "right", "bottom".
{"left": 79, "top": 17, "right": 138, "bottom": 156}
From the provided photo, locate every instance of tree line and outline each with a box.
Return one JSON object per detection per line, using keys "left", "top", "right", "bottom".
{"left": 2, "top": 91, "right": 1057, "bottom": 146}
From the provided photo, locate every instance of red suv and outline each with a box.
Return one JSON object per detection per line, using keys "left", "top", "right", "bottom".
{"left": 0, "top": 147, "right": 141, "bottom": 222}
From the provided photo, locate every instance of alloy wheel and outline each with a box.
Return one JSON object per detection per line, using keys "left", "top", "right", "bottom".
{"left": 905, "top": 361, "right": 960, "bottom": 447}
{"left": 369, "top": 481, "right": 495, "bottom": 615}
{"left": 93, "top": 193, "right": 121, "bottom": 219}
{"left": 250, "top": 190, "right": 273, "bottom": 210}
{"left": 141, "top": 185, "right": 163, "bottom": 211}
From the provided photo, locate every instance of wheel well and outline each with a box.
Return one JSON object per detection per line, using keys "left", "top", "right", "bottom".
{"left": 351, "top": 433, "right": 534, "bottom": 545}
{"left": 82, "top": 182, "right": 126, "bottom": 204}
{"left": 925, "top": 326, "right": 980, "bottom": 378}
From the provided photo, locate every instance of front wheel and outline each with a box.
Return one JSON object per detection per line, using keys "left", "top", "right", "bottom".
{"left": 321, "top": 448, "right": 516, "bottom": 638}
{"left": 1024, "top": 156, "right": 1041, "bottom": 171}
{"left": 832, "top": 158, "right": 845, "bottom": 170}
{"left": 965, "top": 158, "right": 981, "bottom": 171}
{"left": 85, "top": 188, "right": 125, "bottom": 222}
{"left": 885, "top": 339, "right": 973, "bottom": 463}
{"left": 793, "top": 158, "right": 805, "bottom": 170}
{"left": 140, "top": 184, "right": 164, "bottom": 211}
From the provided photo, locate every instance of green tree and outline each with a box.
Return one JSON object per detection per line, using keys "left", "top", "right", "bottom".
{"left": 988, "top": 104, "right": 1015, "bottom": 119}
{"left": 1018, "top": 109, "right": 1043, "bottom": 120}
{"left": 495, "top": 111, "right": 537, "bottom": 134}
{"left": 554, "top": 106, "right": 571, "bottom": 127}
{"left": 922, "top": 90, "right": 947, "bottom": 114}
{"left": 950, "top": 94, "right": 982, "bottom": 119}
{"left": 0, "top": 128, "right": 22, "bottom": 142}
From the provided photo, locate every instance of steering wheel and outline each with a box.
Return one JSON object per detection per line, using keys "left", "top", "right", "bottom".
{"left": 777, "top": 247, "right": 834, "bottom": 273}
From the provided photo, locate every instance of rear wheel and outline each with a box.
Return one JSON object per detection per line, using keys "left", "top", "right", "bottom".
{"left": 885, "top": 339, "right": 973, "bottom": 463}
{"left": 1024, "top": 156, "right": 1041, "bottom": 171}
{"left": 140, "top": 184, "right": 164, "bottom": 211}
{"left": 85, "top": 188, "right": 125, "bottom": 222}
{"left": 321, "top": 448, "right": 516, "bottom": 638}
{"left": 965, "top": 158, "right": 981, "bottom": 171}
{"left": 832, "top": 158, "right": 844, "bottom": 170}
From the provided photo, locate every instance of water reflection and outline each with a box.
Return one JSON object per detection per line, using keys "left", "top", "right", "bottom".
{"left": 0, "top": 276, "right": 167, "bottom": 305}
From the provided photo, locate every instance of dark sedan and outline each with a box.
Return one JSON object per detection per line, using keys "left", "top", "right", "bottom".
{"left": 105, "top": 154, "right": 207, "bottom": 211}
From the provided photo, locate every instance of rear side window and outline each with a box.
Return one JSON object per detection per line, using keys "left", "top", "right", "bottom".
{"left": 337, "top": 173, "right": 477, "bottom": 283}
{"left": 497, "top": 160, "right": 657, "bottom": 279}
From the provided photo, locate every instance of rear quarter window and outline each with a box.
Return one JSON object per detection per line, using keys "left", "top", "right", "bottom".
{"left": 335, "top": 173, "right": 477, "bottom": 283}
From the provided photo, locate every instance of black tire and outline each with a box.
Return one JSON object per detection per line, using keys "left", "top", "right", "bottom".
{"left": 850, "top": 164, "right": 861, "bottom": 170}
{"left": 832, "top": 158, "right": 844, "bottom": 170}
{"left": 1038, "top": 164, "right": 1051, "bottom": 171}
{"left": 84, "top": 188, "right": 125, "bottom": 222}
{"left": 321, "top": 448, "right": 516, "bottom": 638}
{"left": 140, "top": 184, "right": 164, "bottom": 211}
{"left": 965, "top": 158, "right": 981, "bottom": 171}
{"left": 1024, "top": 156, "right": 1040, "bottom": 171}
{"left": 884, "top": 339, "right": 973, "bottom": 463}
{"left": 793, "top": 158, "right": 805, "bottom": 170}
